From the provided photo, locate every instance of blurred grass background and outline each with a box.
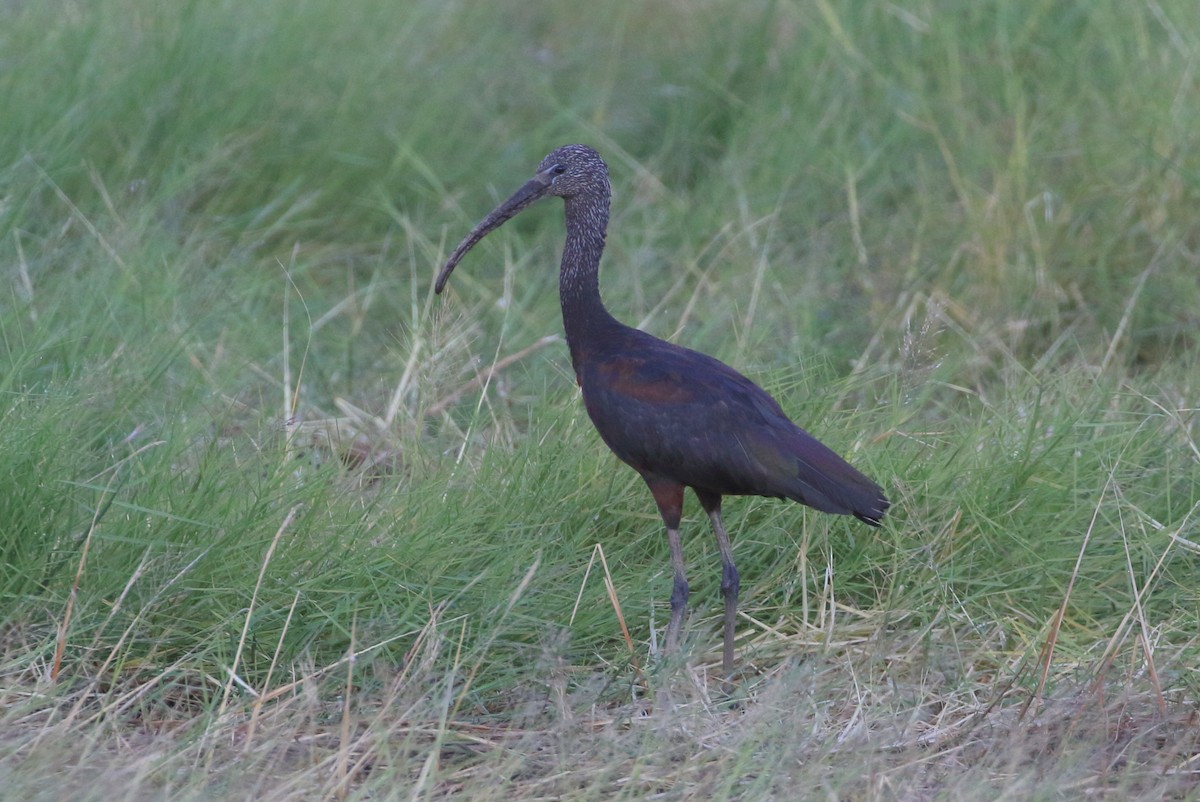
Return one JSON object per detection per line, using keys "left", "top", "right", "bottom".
{"left": 1, "top": 0, "right": 1198, "bottom": 798}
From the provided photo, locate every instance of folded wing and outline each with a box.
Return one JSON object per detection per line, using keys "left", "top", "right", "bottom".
{"left": 578, "top": 333, "right": 888, "bottom": 525}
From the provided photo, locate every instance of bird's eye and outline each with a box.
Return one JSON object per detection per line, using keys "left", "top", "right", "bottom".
{"left": 551, "top": 164, "right": 566, "bottom": 175}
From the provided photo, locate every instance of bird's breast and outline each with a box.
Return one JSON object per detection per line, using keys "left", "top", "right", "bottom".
{"left": 575, "top": 357, "right": 703, "bottom": 473}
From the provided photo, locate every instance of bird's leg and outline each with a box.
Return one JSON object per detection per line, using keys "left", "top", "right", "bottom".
{"left": 642, "top": 476, "right": 687, "bottom": 656}
{"left": 695, "top": 490, "right": 738, "bottom": 683}
{"left": 665, "top": 526, "right": 688, "bottom": 654}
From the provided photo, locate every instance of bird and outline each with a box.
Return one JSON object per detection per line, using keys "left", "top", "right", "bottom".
{"left": 434, "top": 144, "right": 888, "bottom": 684}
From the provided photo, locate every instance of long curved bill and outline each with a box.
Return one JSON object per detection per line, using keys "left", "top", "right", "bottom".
{"left": 434, "top": 174, "right": 553, "bottom": 294}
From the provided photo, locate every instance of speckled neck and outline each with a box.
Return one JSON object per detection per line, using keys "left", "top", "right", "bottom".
{"left": 558, "top": 191, "right": 622, "bottom": 367}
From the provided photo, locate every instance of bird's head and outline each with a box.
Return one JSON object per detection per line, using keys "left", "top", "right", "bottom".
{"left": 534, "top": 144, "right": 610, "bottom": 200}
{"left": 434, "top": 144, "right": 609, "bottom": 294}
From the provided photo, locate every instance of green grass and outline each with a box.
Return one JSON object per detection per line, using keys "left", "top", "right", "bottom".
{"left": 2, "top": 0, "right": 1199, "bottom": 798}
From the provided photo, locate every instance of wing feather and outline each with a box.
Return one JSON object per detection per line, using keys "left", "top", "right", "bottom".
{"left": 578, "top": 334, "right": 887, "bottom": 523}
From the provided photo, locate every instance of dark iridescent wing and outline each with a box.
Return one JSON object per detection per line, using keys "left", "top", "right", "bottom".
{"left": 578, "top": 335, "right": 887, "bottom": 523}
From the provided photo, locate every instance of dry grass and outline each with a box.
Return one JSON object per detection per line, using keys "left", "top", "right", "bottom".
{"left": 4, "top": 610, "right": 1198, "bottom": 801}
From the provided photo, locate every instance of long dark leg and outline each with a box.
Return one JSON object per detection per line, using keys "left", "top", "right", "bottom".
{"left": 642, "top": 475, "right": 687, "bottom": 656}
{"left": 695, "top": 490, "right": 738, "bottom": 681}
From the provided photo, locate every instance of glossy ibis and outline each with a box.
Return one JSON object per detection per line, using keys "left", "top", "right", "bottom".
{"left": 435, "top": 144, "right": 888, "bottom": 682}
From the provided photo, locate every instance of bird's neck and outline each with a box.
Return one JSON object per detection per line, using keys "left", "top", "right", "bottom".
{"left": 559, "top": 194, "right": 622, "bottom": 367}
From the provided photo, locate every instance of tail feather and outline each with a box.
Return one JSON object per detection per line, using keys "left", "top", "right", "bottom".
{"left": 785, "top": 427, "right": 889, "bottom": 526}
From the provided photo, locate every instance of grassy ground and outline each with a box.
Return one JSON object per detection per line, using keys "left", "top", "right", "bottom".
{"left": 2, "top": 0, "right": 1199, "bottom": 798}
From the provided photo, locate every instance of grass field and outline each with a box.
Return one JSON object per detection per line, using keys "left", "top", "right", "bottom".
{"left": 2, "top": 1, "right": 1199, "bottom": 798}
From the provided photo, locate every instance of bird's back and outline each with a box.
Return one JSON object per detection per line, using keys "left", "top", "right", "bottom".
{"left": 573, "top": 324, "right": 888, "bottom": 525}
